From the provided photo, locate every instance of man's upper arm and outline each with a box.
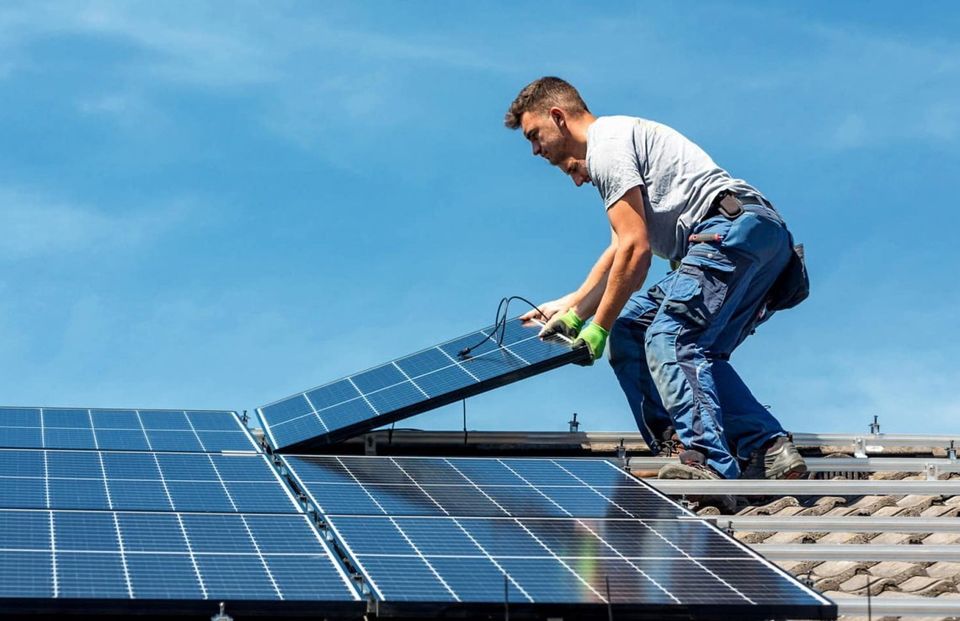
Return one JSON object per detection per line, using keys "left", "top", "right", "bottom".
{"left": 589, "top": 124, "right": 645, "bottom": 210}
{"left": 607, "top": 187, "right": 650, "bottom": 250}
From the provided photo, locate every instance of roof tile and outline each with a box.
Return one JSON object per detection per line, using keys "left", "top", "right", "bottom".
{"left": 867, "top": 560, "right": 928, "bottom": 585}
{"left": 922, "top": 503, "right": 960, "bottom": 518}
{"left": 922, "top": 531, "right": 960, "bottom": 546}
{"left": 926, "top": 561, "right": 960, "bottom": 584}
{"left": 818, "top": 531, "right": 873, "bottom": 545}
{"left": 760, "top": 530, "right": 813, "bottom": 545}
{"left": 870, "top": 531, "right": 927, "bottom": 545}
{"left": 897, "top": 576, "right": 957, "bottom": 596}
{"left": 838, "top": 573, "right": 894, "bottom": 595}
{"left": 738, "top": 496, "right": 799, "bottom": 516}
{"left": 896, "top": 495, "right": 939, "bottom": 511}
{"left": 797, "top": 496, "right": 847, "bottom": 516}
{"left": 848, "top": 495, "right": 899, "bottom": 515}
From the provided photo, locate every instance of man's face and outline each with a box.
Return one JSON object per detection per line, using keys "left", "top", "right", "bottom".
{"left": 520, "top": 110, "right": 591, "bottom": 187}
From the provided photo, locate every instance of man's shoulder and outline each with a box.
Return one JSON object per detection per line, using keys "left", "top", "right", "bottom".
{"left": 591, "top": 115, "right": 646, "bottom": 134}
{"left": 588, "top": 115, "right": 663, "bottom": 146}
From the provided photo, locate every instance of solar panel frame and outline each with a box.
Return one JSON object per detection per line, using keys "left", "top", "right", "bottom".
{"left": 0, "top": 508, "right": 363, "bottom": 617}
{"left": 281, "top": 455, "right": 835, "bottom": 620}
{"left": 258, "top": 318, "right": 591, "bottom": 451}
{"left": 0, "top": 407, "right": 260, "bottom": 453}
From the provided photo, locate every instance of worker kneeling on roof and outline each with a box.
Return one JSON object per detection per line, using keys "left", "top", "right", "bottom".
{"left": 507, "top": 77, "right": 809, "bottom": 481}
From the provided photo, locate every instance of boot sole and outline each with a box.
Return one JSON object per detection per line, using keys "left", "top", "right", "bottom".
{"left": 767, "top": 459, "right": 807, "bottom": 480}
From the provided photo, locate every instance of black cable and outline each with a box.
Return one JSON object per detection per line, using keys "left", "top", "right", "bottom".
{"left": 457, "top": 296, "right": 547, "bottom": 360}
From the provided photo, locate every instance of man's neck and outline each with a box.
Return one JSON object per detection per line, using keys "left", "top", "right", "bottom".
{"left": 567, "top": 113, "right": 597, "bottom": 159}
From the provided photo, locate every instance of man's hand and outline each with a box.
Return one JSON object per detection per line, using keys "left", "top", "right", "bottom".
{"left": 540, "top": 309, "right": 583, "bottom": 339}
{"left": 519, "top": 297, "right": 570, "bottom": 323}
{"left": 572, "top": 323, "right": 609, "bottom": 366}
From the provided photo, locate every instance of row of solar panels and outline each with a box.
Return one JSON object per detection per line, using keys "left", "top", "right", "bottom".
{"left": 0, "top": 408, "right": 833, "bottom": 618}
{"left": 0, "top": 321, "right": 589, "bottom": 456}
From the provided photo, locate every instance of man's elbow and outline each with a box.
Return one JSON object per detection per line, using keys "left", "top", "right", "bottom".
{"left": 619, "top": 237, "right": 652, "bottom": 285}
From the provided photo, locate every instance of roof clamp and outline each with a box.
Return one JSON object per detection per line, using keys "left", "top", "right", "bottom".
{"left": 210, "top": 602, "right": 233, "bottom": 621}
{"left": 925, "top": 462, "right": 940, "bottom": 481}
{"left": 240, "top": 410, "right": 249, "bottom": 423}
{"left": 364, "top": 434, "right": 377, "bottom": 456}
{"left": 948, "top": 440, "right": 957, "bottom": 461}
{"left": 853, "top": 436, "right": 868, "bottom": 459}
{"left": 869, "top": 415, "right": 881, "bottom": 435}
{"left": 569, "top": 412, "right": 580, "bottom": 433}
{"left": 617, "top": 438, "right": 628, "bottom": 470}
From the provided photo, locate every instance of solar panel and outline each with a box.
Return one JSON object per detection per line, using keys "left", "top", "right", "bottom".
{"left": 259, "top": 318, "right": 590, "bottom": 451}
{"left": 0, "top": 407, "right": 259, "bottom": 452}
{"left": 0, "top": 509, "right": 361, "bottom": 613}
{"left": 0, "top": 449, "right": 300, "bottom": 513}
{"left": 282, "top": 455, "right": 834, "bottom": 619}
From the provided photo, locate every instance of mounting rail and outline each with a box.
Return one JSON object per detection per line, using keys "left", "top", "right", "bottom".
{"left": 833, "top": 597, "right": 960, "bottom": 617}
{"left": 628, "top": 456, "right": 960, "bottom": 473}
{"left": 704, "top": 515, "right": 960, "bottom": 534}
{"left": 754, "top": 544, "right": 960, "bottom": 562}
{"left": 647, "top": 479, "right": 960, "bottom": 495}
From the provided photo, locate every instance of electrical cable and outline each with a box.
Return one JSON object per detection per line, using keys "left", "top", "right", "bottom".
{"left": 457, "top": 295, "right": 546, "bottom": 360}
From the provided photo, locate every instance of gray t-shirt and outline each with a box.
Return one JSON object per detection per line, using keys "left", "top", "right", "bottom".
{"left": 586, "top": 115, "right": 765, "bottom": 261}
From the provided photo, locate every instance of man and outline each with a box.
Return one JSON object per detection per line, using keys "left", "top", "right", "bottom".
{"left": 507, "top": 77, "right": 805, "bottom": 481}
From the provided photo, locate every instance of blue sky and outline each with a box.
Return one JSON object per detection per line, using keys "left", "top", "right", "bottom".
{"left": 0, "top": 1, "right": 957, "bottom": 437}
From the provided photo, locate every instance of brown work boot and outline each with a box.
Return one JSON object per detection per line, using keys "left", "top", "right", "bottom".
{"left": 742, "top": 435, "right": 807, "bottom": 480}
{"left": 658, "top": 450, "right": 737, "bottom": 512}
{"left": 658, "top": 449, "right": 724, "bottom": 481}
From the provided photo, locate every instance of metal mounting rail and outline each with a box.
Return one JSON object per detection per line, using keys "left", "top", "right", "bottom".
{"left": 833, "top": 597, "right": 960, "bottom": 617}
{"left": 647, "top": 479, "right": 960, "bottom": 495}
{"left": 629, "top": 456, "right": 960, "bottom": 473}
{"left": 755, "top": 544, "right": 960, "bottom": 562}
{"left": 792, "top": 432, "right": 958, "bottom": 449}
{"left": 704, "top": 515, "right": 960, "bottom": 533}
{"left": 340, "top": 429, "right": 960, "bottom": 452}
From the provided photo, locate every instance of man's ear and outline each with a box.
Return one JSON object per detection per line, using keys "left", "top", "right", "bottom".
{"left": 549, "top": 107, "right": 566, "bottom": 130}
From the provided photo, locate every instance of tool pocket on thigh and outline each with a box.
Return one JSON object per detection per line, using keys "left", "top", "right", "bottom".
{"left": 661, "top": 261, "right": 735, "bottom": 331}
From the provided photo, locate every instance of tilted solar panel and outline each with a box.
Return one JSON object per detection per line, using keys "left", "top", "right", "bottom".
{"left": 0, "top": 509, "right": 361, "bottom": 615}
{"left": 0, "top": 407, "right": 258, "bottom": 452}
{"left": 282, "top": 455, "right": 835, "bottom": 620}
{"left": 259, "top": 318, "right": 590, "bottom": 451}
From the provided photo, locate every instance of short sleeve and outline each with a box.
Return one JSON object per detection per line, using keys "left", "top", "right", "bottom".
{"left": 587, "top": 123, "right": 645, "bottom": 210}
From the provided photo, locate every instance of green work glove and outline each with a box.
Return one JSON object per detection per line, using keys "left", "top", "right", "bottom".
{"left": 540, "top": 309, "right": 584, "bottom": 339}
{"left": 572, "top": 322, "right": 609, "bottom": 366}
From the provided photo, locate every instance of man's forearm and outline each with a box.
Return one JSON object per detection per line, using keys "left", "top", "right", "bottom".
{"left": 593, "top": 241, "right": 651, "bottom": 330}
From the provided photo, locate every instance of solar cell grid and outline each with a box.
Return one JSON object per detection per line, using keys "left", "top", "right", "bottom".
{"left": 0, "top": 449, "right": 300, "bottom": 514}
{"left": 280, "top": 455, "right": 833, "bottom": 618}
{"left": 282, "top": 455, "right": 683, "bottom": 519}
{"left": 0, "top": 509, "right": 360, "bottom": 604}
{"left": 0, "top": 407, "right": 258, "bottom": 453}
{"left": 259, "top": 318, "right": 589, "bottom": 450}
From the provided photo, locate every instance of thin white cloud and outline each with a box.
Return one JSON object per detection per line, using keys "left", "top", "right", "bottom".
{"left": 0, "top": 188, "right": 189, "bottom": 260}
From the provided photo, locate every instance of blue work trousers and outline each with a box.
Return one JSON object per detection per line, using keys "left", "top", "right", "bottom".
{"left": 608, "top": 204, "right": 792, "bottom": 479}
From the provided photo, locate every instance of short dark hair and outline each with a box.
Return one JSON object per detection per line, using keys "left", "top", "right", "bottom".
{"left": 504, "top": 76, "right": 590, "bottom": 129}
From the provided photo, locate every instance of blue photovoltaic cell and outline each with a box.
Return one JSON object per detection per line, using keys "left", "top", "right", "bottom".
{"left": 281, "top": 455, "right": 832, "bottom": 618}
{"left": 0, "top": 449, "right": 300, "bottom": 514}
{"left": 0, "top": 510, "right": 360, "bottom": 605}
{"left": 0, "top": 407, "right": 258, "bottom": 453}
{"left": 258, "top": 318, "right": 589, "bottom": 450}
{"left": 282, "top": 455, "right": 683, "bottom": 519}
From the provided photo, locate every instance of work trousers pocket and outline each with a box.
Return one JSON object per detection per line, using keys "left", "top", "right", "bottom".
{"left": 660, "top": 262, "right": 734, "bottom": 332}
